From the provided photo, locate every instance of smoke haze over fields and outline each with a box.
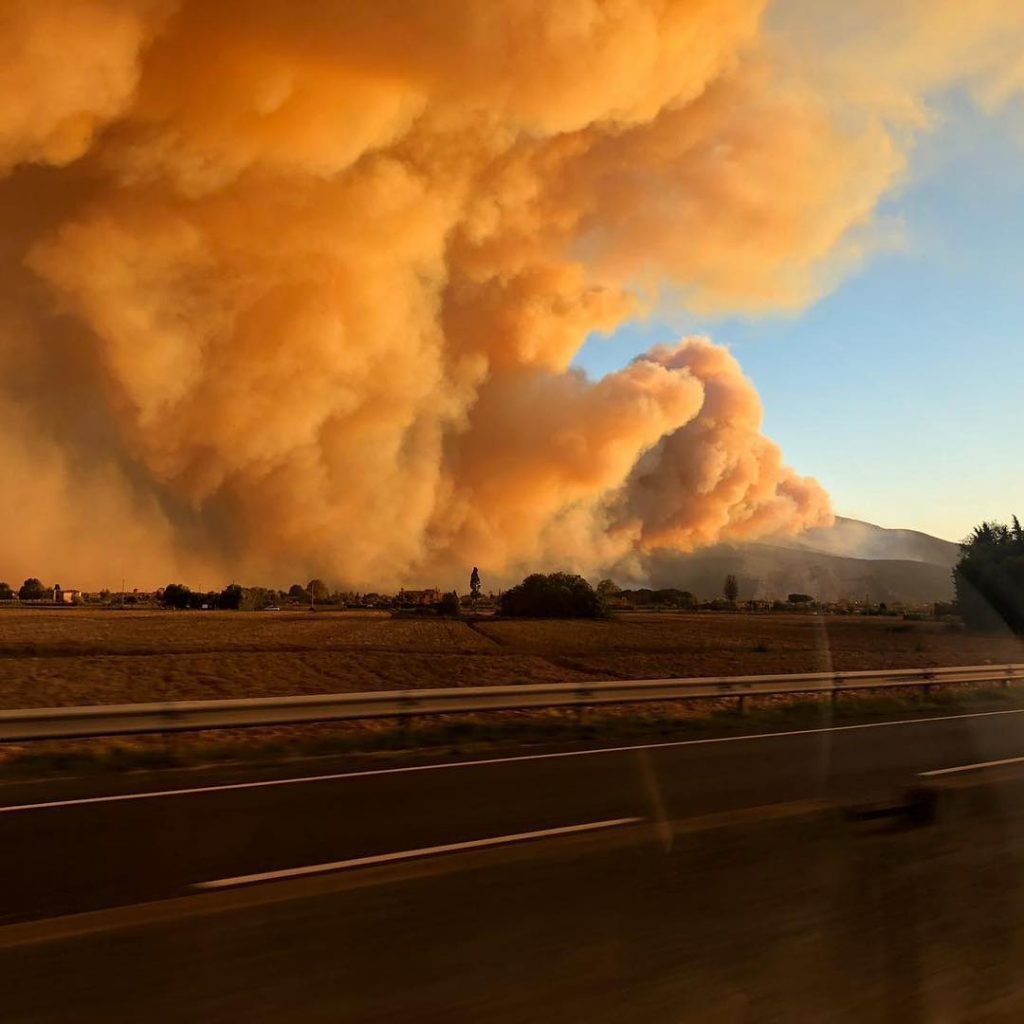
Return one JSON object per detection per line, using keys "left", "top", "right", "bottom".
{"left": 3, "top": 1, "right": 1024, "bottom": 589}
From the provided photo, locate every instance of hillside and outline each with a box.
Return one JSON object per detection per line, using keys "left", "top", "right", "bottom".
{"left": 644, "top": 518, "right": 959, "bottom": 605}
{"left": 776, "top": 516, "right": 960, "bottom": 565}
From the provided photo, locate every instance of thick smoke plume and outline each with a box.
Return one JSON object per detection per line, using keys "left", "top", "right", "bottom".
{"left": 1, "top": 1, "right": 1021, "bottom": 588}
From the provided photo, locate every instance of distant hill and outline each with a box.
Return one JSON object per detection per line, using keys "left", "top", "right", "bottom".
{"left": 773, "top": 516, "right": 960, "bottom": 566}
{"left": 645, "top": 518, "right": 959, "bottom": 605}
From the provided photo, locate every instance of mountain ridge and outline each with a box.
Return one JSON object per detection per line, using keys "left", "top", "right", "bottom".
{"left": 774, "top": 516, "right": 960, "bottom": 565}
{"left": 643, "top": 517, "right": 959, "bottom": 605}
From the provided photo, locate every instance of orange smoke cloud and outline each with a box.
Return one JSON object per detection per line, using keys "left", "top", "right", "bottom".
{"left": 2, "top": 1, "right": 1019, "bottom": 588}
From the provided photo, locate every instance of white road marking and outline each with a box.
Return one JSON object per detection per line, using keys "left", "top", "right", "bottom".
{"left": 919, "top": 754, "right": 1024, "bottom": 778}
{"left": 4, "top": 706, "right": 1024, "bottom": 815}
{"left": 193, "top": 817, "right": 643, "bottom": 890}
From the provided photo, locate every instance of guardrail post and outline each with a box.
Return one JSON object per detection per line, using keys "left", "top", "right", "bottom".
{"left": 829, "top": 677, "right": 845, "bottom": 708}
{"left": 576, "top": 689, "right": 591, "bottom": 728}
{"left": 397, "top": 695, "right": 419, "bottom": 743}
{"left": 737, "top": 694, "right": 746, "bottom": 714}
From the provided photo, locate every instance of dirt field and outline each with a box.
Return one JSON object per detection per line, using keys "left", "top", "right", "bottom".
{"left": 0, "top": 609, "right": 1022, "bottom": 710}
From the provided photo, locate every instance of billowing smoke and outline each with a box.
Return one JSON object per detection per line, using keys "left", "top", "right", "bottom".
{"left": 1, "top": 1, "right": 1021, "bottom": 588}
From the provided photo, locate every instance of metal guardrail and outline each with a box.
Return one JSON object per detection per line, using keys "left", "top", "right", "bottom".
{"left": 0, "top": 663, "right": 1022, "bottom": 742}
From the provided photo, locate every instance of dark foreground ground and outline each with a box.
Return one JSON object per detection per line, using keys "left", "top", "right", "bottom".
{"left": 6, "top": 704, "right": 1024, "bottom": 1021}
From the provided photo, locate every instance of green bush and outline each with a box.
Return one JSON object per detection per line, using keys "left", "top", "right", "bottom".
{"left": 499, "top": 572, "right": 604, "bottom": 618}
{"left": 18, "top": 578, "right": 47, "bottom": 601}
{"left": 955, "top": 518, "right": 1024, "bottom": 633}
{"left": 160, "top": 583, "right": 192, "bottom": 609}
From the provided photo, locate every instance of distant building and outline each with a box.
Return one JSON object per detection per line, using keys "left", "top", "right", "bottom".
{"left": 397, "top": 587, "right": 442, "bottom": 606}
{"left": 53, "top": 584, "right": 82, "bottom": 605}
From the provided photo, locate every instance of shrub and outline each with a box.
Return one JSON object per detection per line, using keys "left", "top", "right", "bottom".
{"left": 955, "top": 518, "right": 1024, "bottom": 633}
{"left": 499, "top": 572, "right": 604, "bottom": 618}
{"left": 18, "top": 578, "right": 47, "bottom": 601}
{"left": 652, "top": 588, "right": 697, "bottom": 609}
{"left": 438, "top": 591, "right": 460, "bottom": 616}
{"left": 160, "top": 583, "right": 192, "bottom": 609}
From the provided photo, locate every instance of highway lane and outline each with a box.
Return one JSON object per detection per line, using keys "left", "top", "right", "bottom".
{"left": 1, "top": 810, "right": 872, "bottom": 1023}
{"left": 7, "top": 770, "right": 1024, "bottom": 1023}
{"left": 5, "top": 707, "right": 1024, "bottom": 925}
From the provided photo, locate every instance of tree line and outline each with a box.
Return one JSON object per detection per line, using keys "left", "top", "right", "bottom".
{"left": 11, "top": 525, "right": 1021, "bottom": 631}
{"left": 0, "top": 571, "right": 832, "bottom": 618}
{"left": 954, "top": 517, "right": 1024, "bottom": 634}
{"left": 0, "top": 578, "right": 50, "bottom": 601}
{"left": 160, "top": 580, "right": 336, "bottom": 610}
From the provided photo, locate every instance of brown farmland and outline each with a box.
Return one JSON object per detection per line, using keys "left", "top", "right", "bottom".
{"left": 0, "top": 609, "right": 1021, "bottom": 710}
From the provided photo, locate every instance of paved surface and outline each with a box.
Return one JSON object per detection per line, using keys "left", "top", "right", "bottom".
{"left": 5, "top": 708, "right": 1024, "bottom": 1021}
{"left": 5, "top": 708, "right": 1024, "bottom": 923}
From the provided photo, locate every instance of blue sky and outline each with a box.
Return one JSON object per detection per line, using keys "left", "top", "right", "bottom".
{"left": 573, "top": 94, "right": 1024, "bottom": 543}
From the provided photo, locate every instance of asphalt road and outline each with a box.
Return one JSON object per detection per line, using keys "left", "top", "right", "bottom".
{"left": 7, "top": 708, "right": 1024, "bottom": 1022}
{"left": 5, "top": 706, "right": 1024, "bottom": 925}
